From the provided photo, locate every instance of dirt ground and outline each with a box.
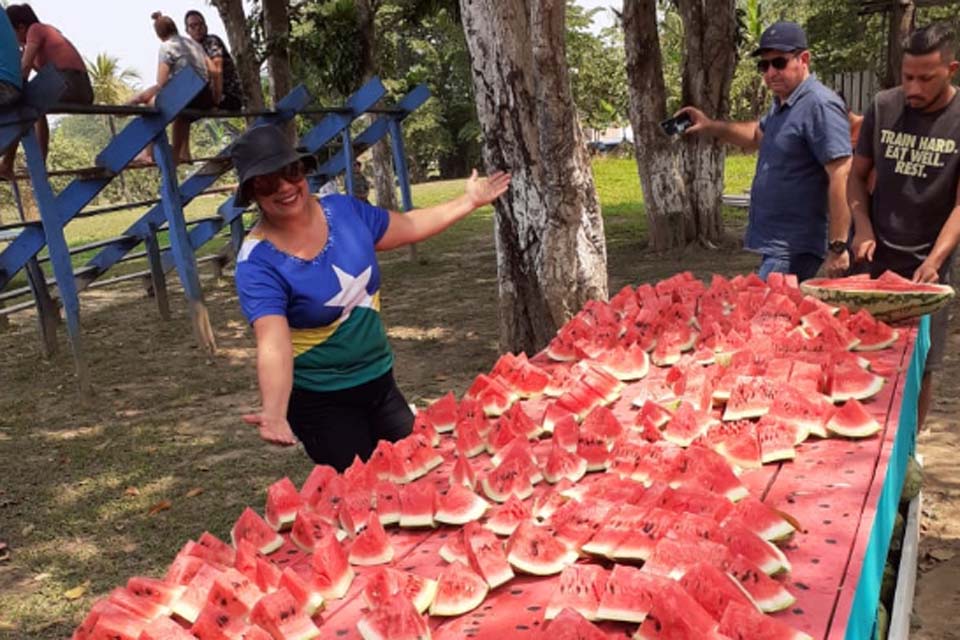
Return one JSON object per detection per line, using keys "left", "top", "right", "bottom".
{"left": 0, "top": 215, "right": 957, "bottom": 639}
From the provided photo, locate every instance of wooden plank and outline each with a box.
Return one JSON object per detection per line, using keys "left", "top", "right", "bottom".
{"left": 144, "top": 223, "right": 170, "bottom": 320}
{"left": 889, "top": 479, "right": 920, "bottom": 639}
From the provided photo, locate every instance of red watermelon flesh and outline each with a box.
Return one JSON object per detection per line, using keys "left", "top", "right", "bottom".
{"left": 594, "top": 344, "right": 651, "bottom": 381}
{"left": 545, "top": 563, "right": 610, "bottom": 620}
{"left": 451, "top": 451, "right": 478, "bottom": 491}
{"left": 190, "top": 604, "right": 253, "bottom": 638}
{"left": 306, "top": 475, "right": 344, "bottom": 522}
{"left": 727, "top": 496, "right": 796, "bottom": 542}
{"left": 339, "top": 490, "right": 375, "bottom": 537}
{"left": 638, "top": 399, "right": 673, "bottom": 428}
{"left": 551, "top": 501, "right": 616, "bottom": 550}
{"left": 543, "top": 607, "right": 614, "bottom": 640}
{"left": 194, "top": 532, "right": 236, "bottom": 567}
{"left": 507, "top": 521, "right": 578, "bottom": 575}
{"left": 722, "top": 554, "right": 796, "bottom": 612}
{"left": 367, "top": 441, "right": 398, "bottom": 481}
{"left": 205, "top": 568, "right": 263, "bottom": 616}
{"left": 577, "top": 362, "right": 625, "bottom": 403}
{"left": 412, "top": 413, "right": 441, "bottom": 448}
{"left": 542, "top": 401, "right": 576, "bottom": 434}
{"left": 723, "top": 376, "right": 780, "bottom": 421}
{"left": 165, "top": 550, "right": 206, "bottom": 586}
{"left": 106, "top": 587, "right": 168, "bottom": 621}
{"left": 720, "top": 519, "right": 792, "bottom": 575}
{"left": 596, "top": 564, "right": 669, "bottom": 624}
{"left": 825, "top": 361, "right": 884, "bottom": 402}
{"left": 310, "top": 532, "right": 354, "bottom": 600}
{"left": 655, "top": 486, "right": 735, "bottom": 522}
{"left": 74, "top": 600, "right": 128, "bottom": 640}
{"left": 756, "top": 416, "right": 799, "bottom": 464}
{"left": 435, "top": 484, "right": 489, "bottom": 525}
{"left": 171, "top": 562, "right": 222, "bottom": 623}
{"left": 490, "top": 435, "right": 539, "bottom": 474}
{"left": 502, "top": 402, "right": 542, "bottom": 439}
{"left": 576, "top": 432, "right": 611, "bottom": 472}
{"left": 504, "top": 360, "right": 552, "bottom": 397}
{"left": 250, "top": 587, "right": 320, "bottom": 640}
{"left": 454, "top": 417, "right": 485, "bottom": 458}
{"left": 634, "top": 577, "right": 721, "bottom": 639}
{"left": 439, "top": 528, "right": 469, "bottom": 565}
{"left": 719, "top": 600, "right": 813, "bottom": 640}
{"left": 768, "top": 387, "right": 830, "bottom": 439}
{"left": 484, "top": 494, "right": 532, "bottom": 536}
{"left": 126, "top": 576, "right": 185, "bottom": 609}
{"left": 425, "top": 391, "right": 458, "bottom": 432}
{"left": 543, "top": 444, "right": 588, "bottom": 484}
{"left": 180, "top": 541, "right": 227, "bottom": 571}
{"left": 399, "top": 479, "right": 436, "bottom": 528}
{"left": 552, "top": 414, "right": 581, "bottom": 452}
{"left": 299, "top": 464, "right": 338, "bottom": 502}
{"left": 706, "top": 420, "right": 761, "bottom": 469}
{"left": 485, "top": 417, "right": 524, "bottom": 455}
{"left": 464, "top": 522, "right": 515, "bottom": 589}
{"left": 290, "top": 507, "right": 344, "bottom": 552}
{"left": 826, "top": 398, "right": 882, "bottom": 438}
{"left": 349, "top": 512, "right": 394, "bottom": 566}
{"left": 373, "top": 480, "right": 401, "bottom": 526}
{"left": 480, "top": 458, "right": 535, "bottom": 503}
{"left": 847, "top": 309, "right": 899, "bottom": 351}
{"left": 362, "top": 567, "right": 438, "bottom": 615}
{"left": 581, "top": 405, "right": 624, "bottom": 442}
{"left": 678, "top": 561, "right": 759, "bottom": 621}
{"left": 138, "top": 616, "right": 195, "bottom": 640}
{"left": 675, "top": 446, "right": 749, "bottom": 502}
{"left": 581, "top": 503, "right": 649, "bottom": 557}
{"left": 356, "top": 593, "right": 431, "bottom": 640}
{"left": 271, "top": 480, "right": 313, "bottom": 525}
{"left": 610, "top": 506, "right": 677, "bottom": 562}
{"left": 88, "top": 610, "right": 148, "bottom": 640}
{"left": 662, "top": 401, "right": 712, "bottom": 447}
{"left": 557, "top": 383, "right": 606, "bottom": 419}
{"left": 787, "top": 360, "right": 823, "bottom": 393}
{"left": 279, "top": 566, "right": 324, "bottom": 616}
{"left": 546, "top": 333, "right": 579, "bottom": 362}
{"left": 644, "top": 536, "right": 732, "bottom": 580}
{"left": 429, "top": 561, "right": 489, "bottom": 616}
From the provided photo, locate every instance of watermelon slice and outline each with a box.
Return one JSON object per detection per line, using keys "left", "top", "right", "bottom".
{"left": 662, "top": 401, "right": 712, "bottom": 447}
{"left": 374, "top": 480, "right": 402, "bottom": 526}
{"left": 424, "top": 391, "right": 458, "bottom": 433}
{"left": 723, "top": 376, "right": 780, "bottom": 420}
{"left": 451, "top": 452, "right": 478, "bottom": 490}
{"left": 231, "top": 508, "right": 283, "bottom": 555}
{"left": 362, "top": 567, "right": 438, "bottom": 615}
{"left": 454, "top": 417, "right": 486, "bottom": 458}
{"left": 349, "top": 512, "right": 394, "bottom": 566}
{"left": 484, "top": 494, "right": 531, "bottom": 537}
{"left": 633, "top": 577, "right": 721, "bottom": 639}
{"left": 826, "top": 361, "right": 884, "bottom": 402}
{"left": 190, "top": 604, "right": 250, "bottom": 639}
{"left": 718, "top": 600, "right": 813, "bottom": 640}
{"left": 233, "top": 539, "right": 281, "bottom": 594}
{"left": 720, "top": 520, "right": 792, "bottom": 576}
{"left": 106, "top": 587, "right": 168, "bottom": 621}
{"left": 581, "top": 503, "right": 648, "bottom": 557}
{"left": 193, "top": 532, "right": 236, "bottom": 567}
{"left": 576, "top": 432, "right": 611, "bottom": 472}
{"left": 593, "top": 343, "right": 650, "bottom": 380}
{"left": 464, "top": 522, "right": 515, "bottom": 588}
{"left": 551, "top": 501, "right": 616, "bottom": 550}
{"left": 543, "top": 444, "right": 588, "bottom": 484}
{"left": 250, "top": 587, "right": 321, "bottom": 640}
{"left": 678, "top": 562, "right": 759, "bottom": 620}
{"left": 368, "top": 440, "right": 399, "bottom": 482}
{"left": 655, "top": 486, "right": 735, "bottom": 522}
{"left": 706, "top": 420, "right": 761, "bottom": 469}
{"left": 637, "top": 399, "right": 673, "bottom": 428}
{"left": 434, "top": 484, "right": 489, "bottom": 525}
{"left": 125, "top": 576, "right": 185, "bottom": 610}
{"left": 429, "top": 561, "right": 489, "bottom": 616}
{"left": 545, "top": 563, "right": 609, "bottom": 620}
{"left": 438, "top": 528, "right": 469, "bottom": 565}
{"left": 541, "top": 607, "right": 610, "bottom": 640}
{"left": 768, "top": 386, "right": 830, "bottom": 439}
{"left": 596, "top": 564, "right": 669, "bottom": 624}
{"left": 279, "top": 566, "right": 325, "bottom": 616}
{"left": 310, "top": 532, "right": 355, "bottom": 600}
{"left": 506, "top": 521, "right": 578, "bottom": 575}
{"left": 339, "top": 490, "right": 375, "bottom": 537}
{"left": 171, "top": 562, "right": 221, "bottom": 622}
{"left": 204, "top": 568, "right": 262, "bottom": 616}
{"left": 644, "top": 536, "right": 731, "bottom": 580}
{"left": 399, "top": 480, "right": 436, "bottom": 528}
{"left": 551, "top": 413, "right": 581, "bottom": 452}
{"left": 846, "top": 309, "right": 899, "bottom": 351}
{"left": 356, "top": 592, "right": 431, "bottom": 640}
{"left": 480, "top": 459, "right": 535, "bottom": 503}
{"left": 722, "top": 554, "right": 797, "bottom": 613}
{"left": 727, "top": 497, "right": 796, "bottom": 542}
{"left": 756, "top": 416, "right": 798, "bottom": 464}
{"left": 609, "top": 507, "right": 677, "bottom": 562}
{"left": 826, "top": 398, "right": 881, "bottom": 438}
{"left": 290, "top": 507, "right": 345, "bottom": 551}
{"left": 139, "top": 616, "right": 195, "bottom": 640}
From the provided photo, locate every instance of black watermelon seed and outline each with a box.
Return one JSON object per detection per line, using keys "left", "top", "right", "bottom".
{"left": 793, "top": 608, "right": 804, "bottom": 615}
{"left": 336, "top": 630, "right": 348, "bottom": 637}
{"left": 516, "top": 625, "right": 530, "bottom": 631}
{"left": 795, "top": 582, "right": 809, "bottom": 590}
{"left": 510, "top": 589, "right": 524, "bottom": 595}
{"left": 527, "top": 606, "right": 541, "bottom": 612}
{"left": 811, "top": 558, "right": 820, "bottom": 564}
{"left": 826, "top": 538, "right": 837, "bottom": 544}
{"left": 823, "top": 519, "right": 832, "bottom": 525}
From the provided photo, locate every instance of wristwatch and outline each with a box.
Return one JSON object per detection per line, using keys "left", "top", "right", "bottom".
{"left": 828, "top": 240, "right": 847, "bottom": 255}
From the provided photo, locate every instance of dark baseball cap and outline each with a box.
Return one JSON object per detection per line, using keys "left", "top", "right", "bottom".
{"left": 230, "top": 124, "right": 317, "bottom": 207}
{"left": 751, "top": 21, "right": 808, "bottom": 57}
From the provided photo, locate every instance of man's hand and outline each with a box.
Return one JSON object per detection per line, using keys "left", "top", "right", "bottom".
{"left": 913, "top": 259, "right": 942, "bottom": 283}
{"left": 676, "top": 106, "right": 712, "bottom": 135}
{"left": 242, "top": 413, "right": 298, "bottom": 446}
{"left": 824, "top": 250, "right": 850, "bottom": 277}
{"left": 851, "top": 228, "right": 876, "bottom": 263}
{"left": 465, "top": 169, "right": 512, "bottom": 209}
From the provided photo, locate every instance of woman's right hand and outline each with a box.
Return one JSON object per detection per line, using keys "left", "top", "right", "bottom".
{"left": 242, "top": 412, "right": 298, "bottom": 446}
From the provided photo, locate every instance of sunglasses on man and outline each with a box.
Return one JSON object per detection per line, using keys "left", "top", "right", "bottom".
{"left": 756, "top": 55, "right": 795, "bottom": 73}
{"left": 244, "top": 161, "right": 307, "bottom": 200}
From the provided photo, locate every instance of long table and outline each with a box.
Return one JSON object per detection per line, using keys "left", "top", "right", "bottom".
{"left": 264, "top": 320, "right": 928, "bottom": 640}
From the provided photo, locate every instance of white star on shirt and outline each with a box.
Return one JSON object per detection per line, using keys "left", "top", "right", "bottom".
{"left": 324, "top": 265, "right": 374, "bottom": 321}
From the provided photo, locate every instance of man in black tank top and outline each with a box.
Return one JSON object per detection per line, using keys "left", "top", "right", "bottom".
{"left": 849, "top": 23, "right": 960, "bottom": 427}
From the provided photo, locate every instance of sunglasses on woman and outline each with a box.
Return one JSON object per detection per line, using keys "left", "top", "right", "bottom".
{"left": 246, "top": 161, "right": 307, "bottom": 200}
{"left": 756, "top": 55, "right": 795, "bottom": 73}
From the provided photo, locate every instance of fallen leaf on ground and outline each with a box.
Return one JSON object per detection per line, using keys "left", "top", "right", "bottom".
{"left": 185, "top": 487, "right": 204, "bottom": 498}
{"left": 929, "top": 548, "right": 956, "bottom": 562}
{"left": 64, "top": 583, "right": 89, "bottom": 600}
{"left": 147, "top": 500, "right": 172, "bottom": 516}
{"left": 20, "top": 524, "right": 34, "bottom": 537}
{"left": 124, "top": 487, "right": 140, "bottom": 497}
{"left": 33, "top": 572, "right": 51, "bottom": 582}
{"left": 197, "top": 465, "right": 210, "bottom": 472}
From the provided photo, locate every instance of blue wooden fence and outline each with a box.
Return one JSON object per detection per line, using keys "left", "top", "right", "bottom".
{"left": 0, "top": 67, "right": 429, "bottom": 390}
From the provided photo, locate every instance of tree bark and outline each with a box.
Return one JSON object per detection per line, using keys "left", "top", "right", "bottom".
{"left": 262, "top": 0, "right": 295, "bottom": 140}
{"left": 622, "top": 0, "right": 689, "bottom": 251}
{"left": 209, "top": 0, "right": 265, "bottom": 112}
{"left": 885, "top": 1, "right": 916, "bottom": 89}
{"left": 677, "top": 0, "right": 737, "bottom": 247}
{"left": 460, "top": 0, "right": 607, "bottom": 354}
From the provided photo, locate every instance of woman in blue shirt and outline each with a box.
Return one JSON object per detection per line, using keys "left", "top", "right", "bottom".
{"left": 231, "top": 125, "right": 510, "bottom": 470}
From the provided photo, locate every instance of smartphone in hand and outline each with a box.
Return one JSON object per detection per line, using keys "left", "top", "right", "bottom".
{"left": 660, "top": 112, "right": 694, "bottom": 136}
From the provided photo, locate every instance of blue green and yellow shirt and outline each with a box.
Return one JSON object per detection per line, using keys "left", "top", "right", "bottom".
{"left": 235, "top": 195, "right": 393, "bottom": 392}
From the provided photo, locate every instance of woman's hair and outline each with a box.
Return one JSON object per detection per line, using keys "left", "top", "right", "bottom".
{"left": 6, "top": 4, "right": 40, "bottom": 30}
{"left": 151, "top": 11, "right": 178, "bottom": 39}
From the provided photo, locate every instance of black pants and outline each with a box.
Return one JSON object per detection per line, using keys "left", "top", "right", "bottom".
{"left": 287, "top": 369, "right": 414, "bottom": 472}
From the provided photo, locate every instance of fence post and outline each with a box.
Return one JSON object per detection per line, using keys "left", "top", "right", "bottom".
{"left": 144, "top": 222, "right": 171, "bottom": 320}
{"left": 153, "top": 130, "right": 217, "bottom": 353}
{"left": 341, "top": 127, "right": 355, "bottom": 196}
{"left": 387, "top": 117, "right": 416, "bottom": 261}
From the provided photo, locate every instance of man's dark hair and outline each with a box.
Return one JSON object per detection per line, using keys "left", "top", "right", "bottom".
{"left": 6, "top": 4, "right": 40, "bottom": 30}
{"left": 184, "top": 10, "right": 205, "bottom": 27}
{"left": 904, "top": 23, "right": 956, "bottom": 61}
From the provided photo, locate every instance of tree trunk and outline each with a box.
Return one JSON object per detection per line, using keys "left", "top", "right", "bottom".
{"left": 209, "top": 0, "right": 265, "bottom": 112}
{"left": 885, "top": 1, "right": 916, "bottom": 89}
{"left": 622, "top": 0, "right": 690, "bottom": 251}
{"left": 262, "top": 0, "right": 295, "bottom": 140}
{"left": 677, "top": 0, "right": 737, "bottom": 247}
{"left": 460, "top": 0, "right": 607, "bottom": 354}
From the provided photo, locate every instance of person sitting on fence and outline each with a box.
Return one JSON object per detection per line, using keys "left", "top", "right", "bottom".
{"left": 231, "top": 124, "right": 511, "bottom": 471}
{"left": 127, "top": 11, "right": 213, "bottom": 165}
{"left": 0, "top": 10, "right": 21, "bottom": 112}
{"left": 0, "top": 4, "right": 93, "bottom": 178}
{"left": 184, "top": 9, "right": 243, "bottom": 111}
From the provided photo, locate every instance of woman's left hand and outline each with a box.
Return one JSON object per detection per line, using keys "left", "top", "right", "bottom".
{"left": 465, "top": 169, "right": 512, "bottom": 208}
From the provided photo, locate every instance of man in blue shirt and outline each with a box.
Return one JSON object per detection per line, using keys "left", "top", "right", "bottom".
{"left": 678, "top": 22, "right": 852, "bottom": 281}
{"left": 0, "top": 10, "right": 22, "bottom": 108}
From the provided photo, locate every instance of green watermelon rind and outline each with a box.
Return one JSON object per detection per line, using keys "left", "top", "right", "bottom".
{"left": 800, "top": 279, "right": 954, "bottom": 321}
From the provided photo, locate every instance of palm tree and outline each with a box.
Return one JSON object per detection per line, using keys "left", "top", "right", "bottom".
{"left": 85, "top": 53, "right": 140, "bottom": 104}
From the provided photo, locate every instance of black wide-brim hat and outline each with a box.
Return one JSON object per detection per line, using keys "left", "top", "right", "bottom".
{"left": 230, "top": 124, "right": 317, "bottom": 208}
